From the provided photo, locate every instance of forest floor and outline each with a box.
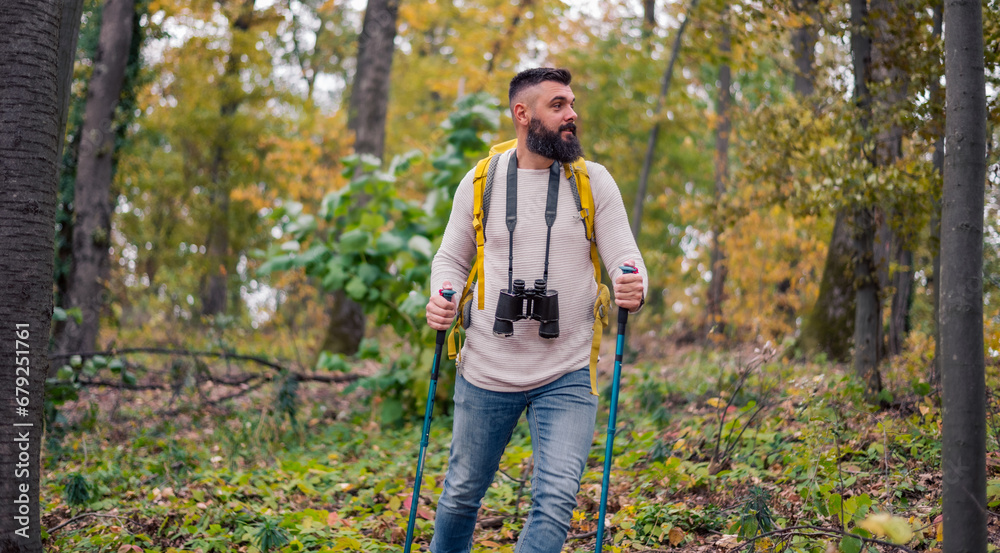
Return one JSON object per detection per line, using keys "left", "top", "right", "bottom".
{"left": 39, "top": 331, "right": 1000, "bottom": 552}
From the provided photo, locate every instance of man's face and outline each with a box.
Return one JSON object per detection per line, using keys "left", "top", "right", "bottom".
{"left": 522, "top": 81, "right": 583, "bottom": 163}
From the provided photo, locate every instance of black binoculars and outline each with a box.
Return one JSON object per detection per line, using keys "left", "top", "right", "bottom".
{"left": 493, "top": 278, "right": 559, "bottom": 338}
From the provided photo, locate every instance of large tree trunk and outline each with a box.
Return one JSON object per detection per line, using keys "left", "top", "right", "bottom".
{"left": 800, "top": 212, "right": 855, "bottom": 361}
{"left": 58, "top": 0, "right": 136, "bottom": 355}
{"left": 706, "top": 11, "right": 730, "bottom": 335}
{"left": 795, "top": 0, "right": 859, "bottom": 362}
{"left": 0, "top": 2, "right": 63, "bottom": 551}
{"left": 347, "top": 0, "right": 399, "bottom": 158}
{"left": 321, "top": 0, "right": 401, "bottom": 355}
{"left": 940, "top": 0, "right": 988, "bottom": 546}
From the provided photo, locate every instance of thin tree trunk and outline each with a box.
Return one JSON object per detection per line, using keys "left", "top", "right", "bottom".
{"left": 888, "top": 247, "right": 913, "bottom": 355}
{"left": 791, "top": 0, "right": 818, "bottom": 96}
{"left": 484, "top": 0, "right": 533, "bottom": 75}
{"left": 0, "top": 2, "right": 63, "bottom": 551}
{"left": 58, "top": 0, "right": 136, "bottom": 355}
{"left": 57, "top": 0, "right": 86, "bottom": 158}
{"left": 52, "top": 0, "right": 88, "bottom": 347}
{"left": 940, "top": 0, "right": 988, "bottom": 545}
{"left": 849, "top": 0, "right": 882, "bottom": 396}
{"left": 871, "top": 0, "right": 911, "bottom": 359}
{"left": 929, "top": 0, "right": 944, "bottom": 386}
{"left": 200, "top": 0, "right": 254, "bottom": 316}
{"left": 632, "top": 0, "right": 697, "bottom": 240}
{"left": 706, "top": 11, "right": 730, "bottom": 334}
{"left": 642, "top": 0, "right": 656, "bottom": 41}
{"left": 853, "top": 207, "right": 883, "bottom": 395}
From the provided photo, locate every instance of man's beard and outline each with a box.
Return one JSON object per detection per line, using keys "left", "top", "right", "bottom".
{"left": 526, "top": 117, "right": 584, "bottom": 164}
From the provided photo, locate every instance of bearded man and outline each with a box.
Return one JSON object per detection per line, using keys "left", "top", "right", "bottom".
{"left": 424, "top": 67, "right": 647, "bottom": 553}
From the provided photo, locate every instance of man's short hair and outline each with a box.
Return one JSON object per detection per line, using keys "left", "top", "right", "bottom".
{"left": 508, "top": 68, "right": 573, "bottom": 111}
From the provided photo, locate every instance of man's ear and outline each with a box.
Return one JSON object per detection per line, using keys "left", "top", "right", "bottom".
{"left": 512, "top": 102, "right": 530, "bottom": 126}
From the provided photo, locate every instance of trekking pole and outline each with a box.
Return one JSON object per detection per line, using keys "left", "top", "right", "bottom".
{"left": 404, "top": 287, "right": 456, "bottom": 553}
{"left": 595, "top": 265, "right": 636, "bottom": 553}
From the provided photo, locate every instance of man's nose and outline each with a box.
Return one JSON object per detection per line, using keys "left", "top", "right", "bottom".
{"left": 565, "top": 106, "right": 577, "bottom": 122}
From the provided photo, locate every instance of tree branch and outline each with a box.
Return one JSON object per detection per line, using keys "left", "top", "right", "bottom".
{"left": 732, "top": 524, "right": 919, "bottom": 553}
{"left": 48, "top": 512, "right": 130, "bottom": 533}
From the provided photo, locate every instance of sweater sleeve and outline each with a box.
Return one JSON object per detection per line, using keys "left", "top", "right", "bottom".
{"left": 430, "top": 168, "right": 478, "bottom": 297}
{"left": 588, "top": 161, "right": 650, "bottom": 305}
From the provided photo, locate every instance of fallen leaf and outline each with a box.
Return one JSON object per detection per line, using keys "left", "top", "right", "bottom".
{"left": 716, "top": 534, "right": 740, "bottom": 549}
{"left": 327, "top": 512, "right": 352, "bottom": 527}
{"left": 668, "top": 526, "right": 685, "bottom": 545}
{"left": 858, "top": 513, "right": 913, "bottom": 543}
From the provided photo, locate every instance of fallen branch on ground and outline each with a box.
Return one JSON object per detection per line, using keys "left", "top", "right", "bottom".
{"left": 732, "top": 524, "right": 919, "bottom": 553}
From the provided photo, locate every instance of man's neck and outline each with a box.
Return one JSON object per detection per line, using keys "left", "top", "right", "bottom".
{"left": 514, "top": 143, "right": 555, "bottom": 170}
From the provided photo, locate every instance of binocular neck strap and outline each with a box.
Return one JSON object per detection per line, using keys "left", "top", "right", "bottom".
{"left": 504, "top": 150, "right": 561, "bottom": 290}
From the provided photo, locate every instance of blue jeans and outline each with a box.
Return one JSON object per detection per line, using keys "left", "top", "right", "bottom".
{"left": 430, "top": 368, "right": 598, "bottom": 553}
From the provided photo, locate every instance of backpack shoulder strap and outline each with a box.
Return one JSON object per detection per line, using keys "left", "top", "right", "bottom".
{"left": 448, "top": 143, "right": 514, "bottom": 360}
{"left": 566, "top": 159, "right": 608, "bottom": 396}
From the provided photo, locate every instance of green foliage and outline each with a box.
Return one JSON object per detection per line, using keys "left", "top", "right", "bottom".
{"left": 261, "top": 152, "right": 434, "bottom": 425}
{"left": 262, "top": 151, "right": 430, "bottom": 344}
{"left": 423, "top": 92, "right": 499, "bottom": 236}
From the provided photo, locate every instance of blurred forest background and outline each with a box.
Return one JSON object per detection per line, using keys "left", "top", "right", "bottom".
{"left": 51, "top": 0, "right": 1000, "bottom": 376}
{"left": 27, "top": 0, "right": 1000, "bottom": 550}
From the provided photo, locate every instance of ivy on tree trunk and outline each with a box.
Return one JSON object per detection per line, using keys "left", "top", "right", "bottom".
{"left": 58, "top": 0, "right": 137, "bottom": 355}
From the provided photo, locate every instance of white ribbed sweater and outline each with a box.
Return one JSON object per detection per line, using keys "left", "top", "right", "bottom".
{"left": 431, "top": 150, "right": 648, "bottom": 392}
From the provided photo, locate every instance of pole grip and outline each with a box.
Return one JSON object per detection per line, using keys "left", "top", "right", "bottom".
{"left": 435, "top": 288, "right": 457, "bottom": 347}
{"left": 617, "top": 265, "right": 636, "bottom": 329}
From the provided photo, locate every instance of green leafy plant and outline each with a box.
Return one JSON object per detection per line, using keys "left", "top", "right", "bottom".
{"left": 277, "top": 371, "right": 300, "bottom": 426}
{"left": 253, "top": 518, "right": 291, "bottom": 552}
{"left": 64, "top": 473, "right": 91, "bottom": 508}
{"left": 733, "top": 486, "right": 781, "bottom": 552}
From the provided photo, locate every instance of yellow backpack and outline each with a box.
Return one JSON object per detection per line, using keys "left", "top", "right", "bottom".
{"left": 447, "top": 139, "right": 611, "bottom": 396}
